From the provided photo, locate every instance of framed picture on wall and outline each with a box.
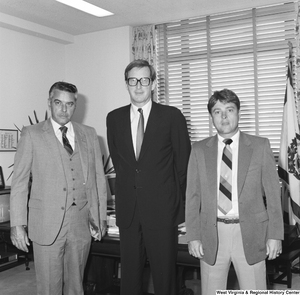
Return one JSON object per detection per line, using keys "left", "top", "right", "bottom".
{"left": 0, "top": 166, "right": 5, "bottom": 189}
{"left": 0, "top": 129, "right": 18, "bottom": 152}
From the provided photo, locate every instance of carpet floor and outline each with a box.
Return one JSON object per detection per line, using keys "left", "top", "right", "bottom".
{"left": 0, "top": 260, "right": 300, "bottom": 294}
{"left": 0, "top": 262, "right": 36, "bottom": 295}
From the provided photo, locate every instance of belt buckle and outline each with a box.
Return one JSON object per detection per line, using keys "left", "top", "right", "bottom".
{"left": 218, "top": 217, "right": 238, "bottom": 224}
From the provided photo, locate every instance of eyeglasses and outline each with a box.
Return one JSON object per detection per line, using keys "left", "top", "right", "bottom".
{"left": 127, "top": 77, "right": 151, "bottom": 87}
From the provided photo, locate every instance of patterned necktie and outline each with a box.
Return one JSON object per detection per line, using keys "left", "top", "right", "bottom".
{"left": 136, "top": 108, "right": 144, "bottom": 160}
{"left": 60, "top": 126, "right": 73, "bottom": 155}
{"left": 218, "top": 138, "right": 233, "bottom": 215}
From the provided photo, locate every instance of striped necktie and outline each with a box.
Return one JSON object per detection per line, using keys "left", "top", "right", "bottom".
{"left": 218, "top": 138, "right": 233, "bottom": 215}
{"left": 60, "top": 126, "right": 73, "bottom": 155}
{"left": 136, "top": 108, "right": 144, "bottom": 160}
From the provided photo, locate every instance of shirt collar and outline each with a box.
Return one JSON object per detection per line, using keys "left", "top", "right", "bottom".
{"left": 217, "top": 129, "right": 240, "bottom": 146}
{"left": 131, "top": 99, "right": 152, "bottom": 117}
{"left": 50, "top": 118, "right": 73, "bottom": 134}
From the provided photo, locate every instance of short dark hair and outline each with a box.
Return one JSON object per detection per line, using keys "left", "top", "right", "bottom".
{"left": 49, "top": 81, "right": 78, "bottom": 100}
{"left": 124, "top": 59, "right": 156, "bottom": 82}
{"left": 207, "top": 89, "right": 240, "bottom": 114}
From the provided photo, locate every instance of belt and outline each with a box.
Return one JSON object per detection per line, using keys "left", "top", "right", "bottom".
{"left": 217, "top": 217, "right": 239, "bottom": 224}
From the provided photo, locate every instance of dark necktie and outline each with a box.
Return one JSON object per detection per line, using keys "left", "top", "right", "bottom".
{"left": 136, "top": 108, "right": 144, "bottom": 160}
{"left": 60, "top": 126, "right": 73, "bottom": 155}
{"left": 218, "top": 138, "right": 233, "bottom": 215}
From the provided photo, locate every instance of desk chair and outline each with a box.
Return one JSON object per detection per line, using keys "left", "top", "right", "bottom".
{"left": 267, "top": 225, "right": 300, "bottom": 288}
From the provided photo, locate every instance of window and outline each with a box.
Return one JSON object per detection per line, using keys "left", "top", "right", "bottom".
{"left": 156, "top": 2, "right": 296, "bottom": 160}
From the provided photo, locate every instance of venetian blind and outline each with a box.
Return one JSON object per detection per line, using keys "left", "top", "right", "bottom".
{"left": 156, "top": 2, "right": 296, "bottom": 159}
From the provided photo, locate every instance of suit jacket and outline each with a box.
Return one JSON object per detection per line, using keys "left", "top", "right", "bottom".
{"left": 185, "top": 131, "right": 284, "bottom": 265}
{"left": 10, "top": 119, "right": 107, "bottom": 245}
{"left": 106, "top": 101, "right": 191, "bottom": 230}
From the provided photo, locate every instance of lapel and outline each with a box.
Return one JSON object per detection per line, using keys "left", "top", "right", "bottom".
{"left": 204, "top": 132, "right": 253, "bottom": 200}
{"left": 120, "top": 105, "right": 136, "bottom": 161}
{"left": 73, "top": 122, "right": 89, "bottom": 182}
{"left": 118, "top": 103, "right": 162, "bottom": 162}
{"left": 42, "top": 119, "right": 66, "bottom": 176}
{"left": 237, "top": 131, "right": 253, "bottom": 196}
{"left": 138, "top": 102, "right": 162, "bottom": 160}
{"left": 205, "top": 135, "right": 219, "bottom": 199}
{"left": 42, "top": 119, "right": 89, "bottom": 182}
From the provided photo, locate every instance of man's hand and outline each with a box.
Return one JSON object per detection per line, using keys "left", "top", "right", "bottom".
{"left": 188, "top": 240, "right": 204, "bottom": 259}
{"left": 266, "top": 239, "right": 282, "bottom": 260}
{"left": 10, "top": 225, "right": 30, "bottom": 253}
{"left": 100, "top": 220, "right": 107, "bottom": 238}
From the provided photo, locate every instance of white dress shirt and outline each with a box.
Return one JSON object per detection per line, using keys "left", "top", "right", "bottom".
{"left": 130, "top": 100, "right": 152, "bottom": 155}
{"left": 51, "top": 118, "right": 75, "bottom": 151}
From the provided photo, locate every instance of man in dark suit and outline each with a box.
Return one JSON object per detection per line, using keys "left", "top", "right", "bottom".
{"left": 106, "top": 59, "right": 191, "bottom": 295}
{"left": 185, "top": 89, "right": 284, "bottom": 294}
{"left": 10, "top": 81, "right": 107, "bottom": 295}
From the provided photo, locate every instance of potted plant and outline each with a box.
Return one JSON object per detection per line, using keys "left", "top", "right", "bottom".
{"left": 103, "top": 154, "right": 115, "bottom": 196}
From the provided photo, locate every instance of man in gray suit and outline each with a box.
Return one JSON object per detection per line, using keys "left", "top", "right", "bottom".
{"left": 185, "top": 89, "right": 283, "bottom": 294}
{"left": 10, "top": 81, "right": 107, "bottom": 295}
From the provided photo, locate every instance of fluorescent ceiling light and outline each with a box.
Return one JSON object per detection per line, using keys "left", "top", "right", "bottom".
{"left": 56, "top": 0, "right": 114, "bottom": 17}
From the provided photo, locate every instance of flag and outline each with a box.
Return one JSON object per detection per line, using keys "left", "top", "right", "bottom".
{"left": 278, "top": 56, "right": 300, "bottom": 226}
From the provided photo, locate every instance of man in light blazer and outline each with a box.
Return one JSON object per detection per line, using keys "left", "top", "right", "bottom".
{"left": 107, "top": 59, "right": 191, "bottom": 295}
{"left": 10, "top": 81, "right": 107, "bottom": 295}
{"left": 185, "top": 89, "right": 283, "bottom": 293}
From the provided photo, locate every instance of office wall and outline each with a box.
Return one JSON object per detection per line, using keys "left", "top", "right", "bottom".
{"left": 65, "top": 26, "right": 131, "bottom": 156}
{"left": 0, "top": 27, "right": 66, "bottom": 185}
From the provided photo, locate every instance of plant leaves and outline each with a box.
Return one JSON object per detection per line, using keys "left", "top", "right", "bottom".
{"left": 28, "top": 115, "right": 33, "bottom": 125}
{"left": 14, "top": 123, "right": 22, "bottom": 133}
{"left": 34, "top": 110, "right": 39, "bottom": 124}
{"left": 6, "top": 170, "right": 14, "bottom": 181}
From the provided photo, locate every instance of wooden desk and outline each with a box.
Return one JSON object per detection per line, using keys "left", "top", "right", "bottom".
{"left": 90, "top": 233, "right": 198, "bottom": 267}
{"left": 85, "top": 232, "right": 199, "bottom": 294}
{"left": 0, "top": 221, "right": 32, "bottom": 271}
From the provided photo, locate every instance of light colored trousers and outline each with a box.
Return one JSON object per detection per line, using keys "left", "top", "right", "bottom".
{"left": 33, "top": 205, "right": 91, "bottom": 295}
{"left": 200, "top": 222, "right": 266, "bottom": 295}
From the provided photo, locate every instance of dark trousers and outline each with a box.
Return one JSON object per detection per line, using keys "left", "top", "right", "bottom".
{"left": 119, "top": 206, "right": 178, "bottom": 295}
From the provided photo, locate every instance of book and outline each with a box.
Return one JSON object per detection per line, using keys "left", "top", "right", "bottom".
{"left": 0, "top": 252, "right": 18, "bottom": 263}
{"left": 0, "top": 259, "right": 18, "bottom": 268}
